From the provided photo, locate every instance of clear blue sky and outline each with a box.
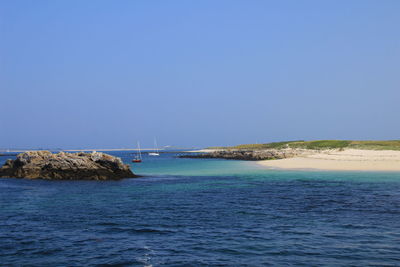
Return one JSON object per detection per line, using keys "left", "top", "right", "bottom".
{"left": 1, "top": 0, "right": 399, "bottom": 149}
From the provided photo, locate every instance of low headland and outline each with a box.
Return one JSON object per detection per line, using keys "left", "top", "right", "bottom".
{"left": 0, "top": 151, "right": 137, "bottom": 180}
{"left": 181, "top": 140, "right": 400, "bottom": 171}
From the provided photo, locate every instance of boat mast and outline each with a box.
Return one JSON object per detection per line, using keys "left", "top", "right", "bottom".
{"left": 154, "top": 138, "right": 159, "bottom": 154}
{"left": 137, "top": 141, "right": 142, "bottom": 160}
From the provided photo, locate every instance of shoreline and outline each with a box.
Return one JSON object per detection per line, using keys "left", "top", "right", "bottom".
{"left": 256, "top": 149, "right": 400, "bottom": 172}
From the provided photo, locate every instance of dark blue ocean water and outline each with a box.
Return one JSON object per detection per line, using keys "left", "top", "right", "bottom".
{"left": 1, "top": 151, "right": 400, "bottom": 266}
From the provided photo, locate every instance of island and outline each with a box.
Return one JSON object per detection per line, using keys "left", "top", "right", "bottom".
{"left": 0, "top": 151, "right": 137, "bottom": 180}
{"left": 180, "top": 140, "right": 400, "bottom": 171}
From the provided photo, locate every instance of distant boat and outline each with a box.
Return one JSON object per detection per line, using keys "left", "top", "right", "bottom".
{"left": 148, "top": 138, "right": 160, "bottom": 156}
{"left": 132, "top": 141, "right": 142, "bottom": 163}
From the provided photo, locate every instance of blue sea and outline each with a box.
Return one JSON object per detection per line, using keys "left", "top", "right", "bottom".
{"left": 1, "top": 151, "right": 400, "bottom": 266}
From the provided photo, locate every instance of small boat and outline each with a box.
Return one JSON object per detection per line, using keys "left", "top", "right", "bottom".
{"left": 132, "top": 141, "right": 142, "bottom": 163}
{"left": 148, "top": 138, "right": 160, "bottom": 156}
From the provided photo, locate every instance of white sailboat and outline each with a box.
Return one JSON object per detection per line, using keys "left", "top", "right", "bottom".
{"left": 149, "top": 138, "right": 160, "bottom": 156}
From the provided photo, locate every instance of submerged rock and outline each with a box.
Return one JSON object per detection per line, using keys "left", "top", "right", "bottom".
{"left": 0, "top": 151, "right": 137, "bottom": 180}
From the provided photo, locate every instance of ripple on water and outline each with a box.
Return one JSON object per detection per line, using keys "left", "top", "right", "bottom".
{"left": 1, "top": 163, "right": 400, "bottom": 266}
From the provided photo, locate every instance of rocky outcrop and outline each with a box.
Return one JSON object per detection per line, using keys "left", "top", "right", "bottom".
{"left": 179, "top": 149, "right": 301, "bottom": 161}
{"left": 0, "top": 151, "right": 137, "bottom": 180}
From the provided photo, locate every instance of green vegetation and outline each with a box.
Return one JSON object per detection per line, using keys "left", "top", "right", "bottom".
{"left": 349, "top": 140, "right": 400, "bottom": 151}
{"left": 212, "top": 140, "right": 400, "bottom": 151}
{"left": 297, "top": 140, "right": 351, "bottom": 150}
{"left": 233, "top": 141, "right": 303, "bottom": 150}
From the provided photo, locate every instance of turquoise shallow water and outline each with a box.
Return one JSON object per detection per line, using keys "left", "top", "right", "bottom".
{"left": 1, "top": 151, "right": 400, "bottom": 266}
{"left": 130, "top": 152, "right": 262, "bottom": 176}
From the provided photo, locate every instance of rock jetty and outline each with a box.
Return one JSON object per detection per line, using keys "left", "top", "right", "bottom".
{"left": 179, "top": 149, "right": 300, "bottom": 161}
{"left": 0, "top": 151, "right": 137, "bottom": 180}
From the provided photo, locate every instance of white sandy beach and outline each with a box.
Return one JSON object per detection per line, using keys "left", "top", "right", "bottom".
{"left": 257, "top": 149, "right": 400, "bottom": 171}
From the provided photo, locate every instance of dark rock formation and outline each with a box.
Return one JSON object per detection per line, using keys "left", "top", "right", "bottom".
{"left": 179, "top": 149, "right": 299, "bottom": 161}
{"left": 0, "top": 151, "right": 137, "bottom": 180}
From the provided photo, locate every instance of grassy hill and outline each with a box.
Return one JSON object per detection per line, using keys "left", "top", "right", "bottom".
{"left": 210, "top": 140, "right": 400, "bottom": 151}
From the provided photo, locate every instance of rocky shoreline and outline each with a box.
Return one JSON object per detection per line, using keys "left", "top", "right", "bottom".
{"left": 0, "top": 151, "right": 137, "bottom": 180}
{"left": 179, "top": 149, "right": 301, "bottom": 161}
